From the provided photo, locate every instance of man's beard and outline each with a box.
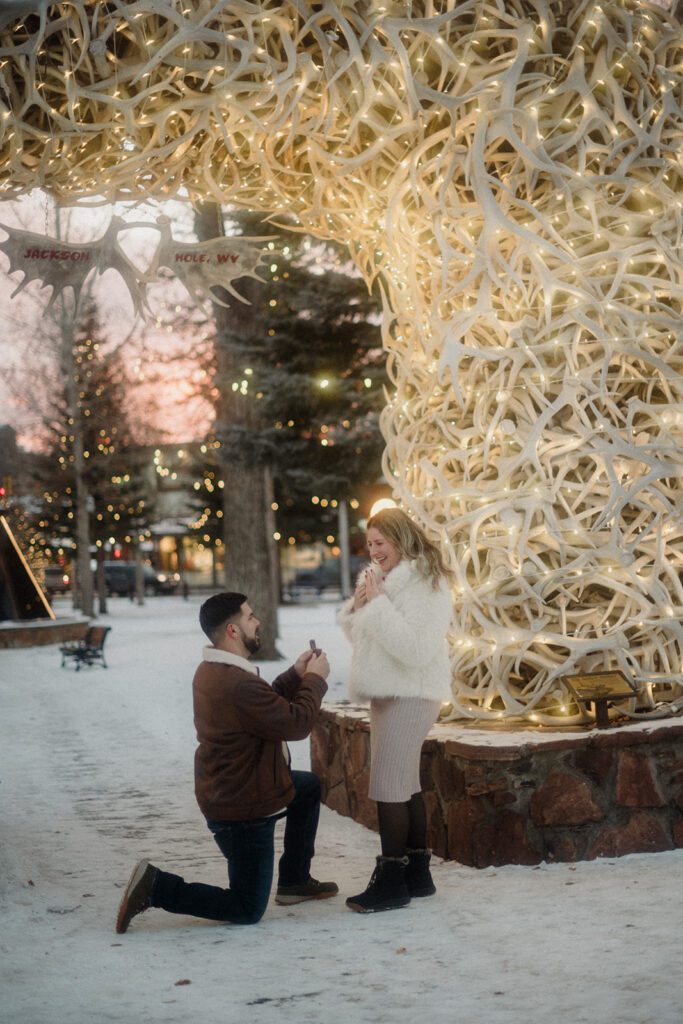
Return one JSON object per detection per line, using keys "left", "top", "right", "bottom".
{"left": 240, "top": 627, "right": 261, "bottom": 655}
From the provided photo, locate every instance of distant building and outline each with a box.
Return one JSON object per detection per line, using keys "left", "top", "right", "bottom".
{"left": 0, "top": 425, "right": 20, "bottom": 492}
{"left": 143, "top": 443, "right": 221, "bottom": 587}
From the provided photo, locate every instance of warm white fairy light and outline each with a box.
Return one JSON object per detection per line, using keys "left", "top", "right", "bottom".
{"left": 0, "top": 1, "right": 682, "bottom": 723}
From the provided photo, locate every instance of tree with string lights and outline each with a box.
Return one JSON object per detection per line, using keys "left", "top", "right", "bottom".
{"left": 19, "top": 299, "right": 153, "bottom": 612}
{"left": 247, "top": 227, "right": 385, "bottom": 548}
{"left": 185, "top": 436, "right": 225, "bottom": 588}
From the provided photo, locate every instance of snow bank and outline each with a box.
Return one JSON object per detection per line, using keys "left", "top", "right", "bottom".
{"left": 1, "top": 595, "right": 682, "bottom": 1023}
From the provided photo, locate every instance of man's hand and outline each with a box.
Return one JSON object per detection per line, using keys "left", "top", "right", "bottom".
{"left": 294, "top": 649, "right": 329, "bottom": 679}
{"left": 307, "top": 652, "right": 330, "bottom": 679}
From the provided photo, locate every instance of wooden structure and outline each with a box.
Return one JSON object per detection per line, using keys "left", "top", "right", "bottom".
{"left": 0, "top": 515, "right": 54, "bottom": 623}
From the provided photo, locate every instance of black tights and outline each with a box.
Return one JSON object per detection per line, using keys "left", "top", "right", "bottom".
{"left": 377, "top": 792, "right": 428, "bottom": 858}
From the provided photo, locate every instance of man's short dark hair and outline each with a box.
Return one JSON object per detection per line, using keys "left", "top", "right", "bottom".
{"left": 199, "top": 592, "right": 247, "bottom": 644}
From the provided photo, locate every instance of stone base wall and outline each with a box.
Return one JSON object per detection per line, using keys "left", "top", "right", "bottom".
{"left": 311, "top": 703, "right": 683, "bottom": 867}
{"left": 0, "top": 619, "right": 90, "bottom": 648}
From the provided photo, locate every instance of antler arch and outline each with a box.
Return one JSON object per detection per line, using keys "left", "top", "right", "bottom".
{"left": 1, "top": 0, "right": 682, "bottom": 721}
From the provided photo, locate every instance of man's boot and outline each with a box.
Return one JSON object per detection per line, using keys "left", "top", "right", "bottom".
{"left": 405, "top": 848, "right": 436, "bottom": 897}
{"left": 275, "top": 877, "right": 339, "bottom": 905}
{"left": 345, "top": 856, "right": 411, "bottom": 914}
{"left": 115, "top": 859, "right": 158, "bottom": 933}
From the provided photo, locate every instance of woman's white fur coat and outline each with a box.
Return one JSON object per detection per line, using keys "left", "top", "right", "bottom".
{"left": 338, "top": 559, "right": 453, "bottom": 703}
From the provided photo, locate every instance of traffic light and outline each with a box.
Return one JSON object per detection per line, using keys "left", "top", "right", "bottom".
{"left": 2, "top": 476, "right": 12, "bottom": 497}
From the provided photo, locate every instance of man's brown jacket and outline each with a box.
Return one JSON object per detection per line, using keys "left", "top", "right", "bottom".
{"left": 193, "top": 647, "right": 327, "bottom": 822}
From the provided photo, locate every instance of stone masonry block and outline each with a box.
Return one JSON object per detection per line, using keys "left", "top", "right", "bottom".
{"left": 673, "top": 819, "right": 683, "bottom": 847}
{"left": 544, "top": 832, "right": 588, "bottom": 863}
{"left": 447, "top": 796, "right": 485, "bottom": 866}
{"left": 424, "top": 790, "right": 447, "bottom": 859}
{"left": 473, "top": 810, "right": 542, "bottom": 867}
{"left": 568, "top": 748, "right": 614, "bottom": 787}
{"left": 429, "top": 752, "right": 466, "bottom": 801}
{"left": 587, "top": 811, "right": 673, "bottom": 859}
{"left": 350, "top": 767, "right": 376, "bottom": 831}
{"left": 310, "top": 724, "right": 332, "bottom": 786}
{"left": 466, "top": 776, "right": 509, "bottom": 797}
{"left": 530, "top": 771, "right": 604, "bottom": 827}
{"left": 324, "top": 780, "right": 351, "bottom": 819}
{"left": 616, "top": 751, "right": 666, "bottom": 808}
{"left": 347, "top": 727, "right": 370, "bottom": 780}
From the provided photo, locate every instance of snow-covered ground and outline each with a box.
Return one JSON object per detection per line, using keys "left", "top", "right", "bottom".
{"left": 1, "top": 594, "right": 682, "bottom": 1024}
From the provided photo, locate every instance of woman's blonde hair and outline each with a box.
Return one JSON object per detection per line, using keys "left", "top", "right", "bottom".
{"left": 366, "top": 507, "right": 452, "bottom": 588}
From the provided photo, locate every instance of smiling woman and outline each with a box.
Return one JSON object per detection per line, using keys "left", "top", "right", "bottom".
{"left": 366, "top": 526, "right": 401, "bottom": 576}
{"left": 337, "top": 508, "right": 453, "bottom": 913}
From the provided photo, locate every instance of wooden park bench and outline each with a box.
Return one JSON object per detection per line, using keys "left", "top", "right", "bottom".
{"left": 60, "top": 625, "right": 111, "bottom": 670}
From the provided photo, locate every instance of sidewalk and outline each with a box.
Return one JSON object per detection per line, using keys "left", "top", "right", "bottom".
{"left": 1, "top": 596, "right": 682, "bottom": 1024}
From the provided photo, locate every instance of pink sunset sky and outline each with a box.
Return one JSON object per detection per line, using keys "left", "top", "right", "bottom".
{"left": 0, "top": 191, "right": 215, "bottom": 449}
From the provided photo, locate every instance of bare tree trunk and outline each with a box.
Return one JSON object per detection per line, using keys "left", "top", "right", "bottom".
{"left": 73, "top": 468, "right": 94, "bottom": 618}
{"left": 264, "top": 465, "right": 281, "bottom": 608}
{"left": 134, "top": 544, "right": 145, "bottom": 606}
{"left": 338, "top": 499, "right": 352, "bottom": 599}
{"left": 218, "top": 461, "right": 281, "bottom": 658}
{"left": 96, "top": 548, "right": 107, "bottom": 615}
{"left": 54, "top": 208, "right": 94, "bottom": 618}
{"left": 194, "top": 202, "right": 281, "bottom": 659}
{"left": 59, "top": 300, "right": 94, "bottom": 618}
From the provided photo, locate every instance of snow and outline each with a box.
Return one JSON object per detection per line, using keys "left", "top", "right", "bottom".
{"left": 432, "top": 710, "right": 683, "bottom": 748}
{"left": 2, "top": 594, "right": 683, "bottom": 1024}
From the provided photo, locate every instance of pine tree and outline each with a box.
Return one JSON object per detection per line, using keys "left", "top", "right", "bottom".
{"left": 191, "top": 212, "right": 385, "bottom": 567}
{"left": 255, "top": 241, "right": 385, "bottom": 547}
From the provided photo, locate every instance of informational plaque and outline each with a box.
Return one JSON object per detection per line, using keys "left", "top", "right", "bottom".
{"left": 564, "top": 670, "right": 638, "bottom": 728}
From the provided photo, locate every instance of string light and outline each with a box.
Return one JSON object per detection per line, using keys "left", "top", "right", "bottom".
{"left": 1, "top": 0, "right": 682, "bottom": 723}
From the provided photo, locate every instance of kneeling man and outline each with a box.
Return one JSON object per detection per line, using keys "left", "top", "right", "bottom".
{"left": 116, "top": 591, "right": 336, "bottom": 931}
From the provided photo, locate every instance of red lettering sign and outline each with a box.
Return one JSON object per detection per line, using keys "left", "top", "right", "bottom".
{"left": 21, "top": 248, "right": 90, "bottom": 261}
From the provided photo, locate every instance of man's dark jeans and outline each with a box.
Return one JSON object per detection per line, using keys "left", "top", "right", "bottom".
{"left": 151, "top": 770, "right": 321, "bottom": 925}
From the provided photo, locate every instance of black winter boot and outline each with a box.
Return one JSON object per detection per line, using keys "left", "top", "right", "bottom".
{"left": 346, "top": 856, "right": 411, "bottom": 914}
{"left": 405, "top": 848, "right": 436, "bottom": 897}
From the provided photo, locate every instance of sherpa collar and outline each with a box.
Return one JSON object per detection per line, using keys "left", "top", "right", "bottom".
{"left": 202, "top": 646, "right": 254, "bottom": 674}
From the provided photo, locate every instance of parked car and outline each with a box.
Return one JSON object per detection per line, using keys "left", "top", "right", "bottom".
{"left": 101, "top": 561, "right": 180, "bottom": 597}
{"left": 43, "top": 565, "right": 71, "bottom": 596}
{"left": 288, "top": 556, "right": 366, "bottom": 597}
